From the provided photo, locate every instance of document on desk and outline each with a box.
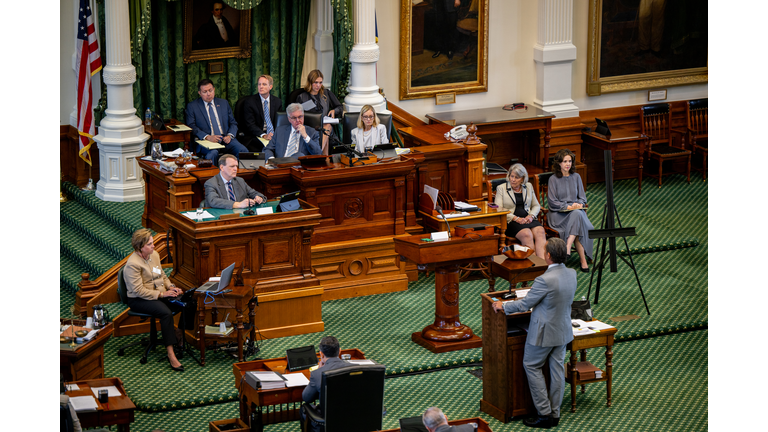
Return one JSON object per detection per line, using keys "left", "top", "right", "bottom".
{"left": 183, "top": 210, "right": 215, "bottom": 220}
{"left": 347, "top": 359, "right": 376, "bottom": 365}
{"left": 196, "top": 139, "right": 225, "bottom": 150}
{"left": 91, "top": 386, "right": 121, "bottom": 398}
{"left": 438, "top": 211, "right": 471, "bottom": 219}
{"left": 70, "top": 395, "right": 99, "bottom": 412}
{"left": 167, "top": 124, "right": 192, "bottom": 132}
{"left": 163, "top": 148, "right": 185, "bottom": 158}
{"left": 515, "top": 289, "right": 530, "bottom": 298}
{"left": 583, "top": 320, "right": 615, "bottom": 330}
{"left": 323, "top": 116, "right": 339, "bottom": 124}
{"left": 283, "top": 372, "right": 310, "bottom": 388}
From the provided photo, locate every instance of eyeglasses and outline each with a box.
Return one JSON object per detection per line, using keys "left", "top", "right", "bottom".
{"left": 362, "top": 115, "right": 375, "bottom": 120}
{"left": 288, "top": 115, "right": 304, "bottom": 121}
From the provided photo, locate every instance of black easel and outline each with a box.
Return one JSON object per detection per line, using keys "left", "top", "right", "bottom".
{"left": 587, "top": 150, "right": 650, "bottom": 315}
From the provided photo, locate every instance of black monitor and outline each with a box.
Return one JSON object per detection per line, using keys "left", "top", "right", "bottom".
{"left": 595, "top": 118, "right": 611, "bottom": 137}
{"left": 285, "top": 345, "right": 317, "bottom": 372}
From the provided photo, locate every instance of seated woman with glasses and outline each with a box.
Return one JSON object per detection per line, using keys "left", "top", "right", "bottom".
{"left": 296, "top": 69, "right": 343, "bottom": 154}
{"left": 350, "top": 105, "right": 388, "bottom": 151}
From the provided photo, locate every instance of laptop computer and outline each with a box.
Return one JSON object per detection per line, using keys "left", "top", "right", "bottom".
{"left": 285, "top": 345, "right": 318, "bottom": 372}
{"left": 238, "top": 152, "right": 266, "bottom": 170}
{"left": 197, "top": 262, "right": 236, "bottom": 293}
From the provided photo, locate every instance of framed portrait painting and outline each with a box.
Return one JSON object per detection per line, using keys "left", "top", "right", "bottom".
{"left": 183, "top": 0, "right": 252, "bottom": 64}
{"left": 399, "top": 0, "right": 489, "bottom": 101}
{"left": 586, "top": 0, "right": 707, "bottom": 95}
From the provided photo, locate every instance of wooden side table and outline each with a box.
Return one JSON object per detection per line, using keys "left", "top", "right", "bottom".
{"left": 144, "top": 119, "right": 192, "bottom": 153}
{"left": 60, "top": 320, "right": 113, "bottom": 381}
{"left": 566, "top": 325, "right": 617, "bottom": 412}
{"left": 64, "top": 377, "right": 136, "bottom": 432}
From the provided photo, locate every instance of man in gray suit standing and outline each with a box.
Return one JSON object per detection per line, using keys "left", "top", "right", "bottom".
{"left": 204, "top": 154, "right": 266, "bottom": 209}
{"left": 492, "top": 237, "right": 576, "bottom": 429}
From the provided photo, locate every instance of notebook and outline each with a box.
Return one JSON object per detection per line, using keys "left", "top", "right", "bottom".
{"left": 197, "top": 262, "right": 236, "bottom": 293}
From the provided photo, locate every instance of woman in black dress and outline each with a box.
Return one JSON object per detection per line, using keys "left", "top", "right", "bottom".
{"left": 494, "top": 164, "right": 547, "bottom": 259}
{"left": 295, "top": 69, "right": 343, "bottom": 155}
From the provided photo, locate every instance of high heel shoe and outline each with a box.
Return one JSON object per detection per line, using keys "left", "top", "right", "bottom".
{"left": 167, "top": 356, "right": 184, "bottom": 372}
{"left": 580, "top": 265, "right": 589, "bottom": 273}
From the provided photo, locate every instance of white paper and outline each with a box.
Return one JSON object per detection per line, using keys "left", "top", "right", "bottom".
{"left": 91, "top": 385, "right": 121, "bottom": 398}
{"left": 70, "top": 395, "right": 99, "bottom": 412}
{"left": 183, "top": 210, "right": 215, "bottom": 220}
{"left": 256, "top": 207, "right": 274, "bottom": 215}
{"left": 323, "top": 116, "right": 339, "bottom": 124}
{"left": 582, "top": 320, "right": 615, "bottom": 330}
{"left": 208, "top": 277, "right": 221, "bottom": 282}
{"left": 346, "top": 359, "right": 375, "bottom": 365}
{"left": 250, "top": 371, "right": 284, "bottom": 382}
{"left": 423, "top": 184, "right": 439, "bottom": 209}
{"left": 430, "top": 231, "right": 450, "bottom": 241}
{"left": 66, "top": 384, "right": 80, "bottom": 391}
{"left": 283, "top": 373, "right": 310, "bottom": 388}
{"left": 395, "top": 148, "right": 411, "bottom": 155}
{"left": 438, "top": 212, "right": 470, "bottom": 219}
{"left": 573, "top": 327, "right": 596, "bottom": 336}
{"left": 162, "top": 148, "right": 185, "bottom": 158}
{"left": 453, "top": 201, "right": 479, "bottom": 211}
{"left": 300, "top": 100, "right": 316, "bottom": 111}
{"left": 516, "top": 289, "right": 530, "bottom": 298}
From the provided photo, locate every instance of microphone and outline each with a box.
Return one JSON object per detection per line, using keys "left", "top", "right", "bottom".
{"left": 435, "top": 205, "right": 452, "bottom": 238}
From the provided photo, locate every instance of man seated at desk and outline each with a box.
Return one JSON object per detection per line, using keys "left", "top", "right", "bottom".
{"left": 301, "top": 336, "right": 349, "bottom": 428}
{"left": 263, "top": 103, "right": 321, "bottom": 160}
{"left": 492, "top": 238, "right": 576, "bottom": 429}
{"left": 422, "top": 407, "right": 477, "bottom": 432}
{"left": 186, "top": 78, "right": 248, "bottom": 165}
{"left": 204, "top": 154, "right": 266, "bottom": 209}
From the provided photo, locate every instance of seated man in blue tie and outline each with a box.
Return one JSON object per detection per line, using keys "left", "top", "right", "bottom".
{"left": 243, "top": 74, "right": 282, "bottom": 147}
{"left": 204, "top": 154, "right": 266, "bottom": 209}
{"left": 185, "top": 78, "right": 248, "bottom": 165}
{"left": 263, "top": 103, "right": 321, "bottom": 160}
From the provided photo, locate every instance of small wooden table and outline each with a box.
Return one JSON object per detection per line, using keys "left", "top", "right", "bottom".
{"left": 232, "top": 348, "right": 366, "bottom": 427}
{"left": 490, "top": 254, "right": 549, "bottom": 291}
{"left": 64, "top": 377, "right": 136, "bottom": 432}
{"left": 144, "top": 119, "right": 192, "bottom": 151}
{"left": 194, "top": 283, "right": 257, "bottom": 366}
{"left": 566, "top": 324, "right": 617, "bottom": 413}
{"left": 60, "top": 320, "right": 114, "bottom": 381}
{"left": 581, "top": 127, "right": 646, "bottom": 195}
{"left": 394, "top": 234, "right": 500, "bottom": 353}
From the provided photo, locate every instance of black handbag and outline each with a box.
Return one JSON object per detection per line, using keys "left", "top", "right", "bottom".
{"left": 571, "top": 298, "right": 593, "bottom": 321}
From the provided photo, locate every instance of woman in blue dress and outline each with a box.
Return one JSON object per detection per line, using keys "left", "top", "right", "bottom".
{"left": 547, "top": 149, "right": 594, "bottom": 272}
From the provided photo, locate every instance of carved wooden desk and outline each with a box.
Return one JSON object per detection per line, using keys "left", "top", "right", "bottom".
{"left": 581, "top": 127, "right": 646, "bottom": 195}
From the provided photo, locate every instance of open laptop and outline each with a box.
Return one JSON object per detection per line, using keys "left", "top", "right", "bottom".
{"left": 238, "top": 152, "right": 266, "bottom": 170}
{"left": 285, "top": 345, "right": 317, "bottom": 372}
{"left": 197, "top": 262, "right": 236, "bottom": 293}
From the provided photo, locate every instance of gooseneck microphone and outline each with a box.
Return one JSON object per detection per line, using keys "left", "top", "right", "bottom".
{"left": 435, "top": 205, "right": 452, "bottom": 238}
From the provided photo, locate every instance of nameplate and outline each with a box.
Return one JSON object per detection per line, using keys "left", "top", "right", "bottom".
{"left": 430, "top": 231, "right": 450, "bottom": 241}
{"left": 256, "top": 207, "right": 273, "bottom": 215}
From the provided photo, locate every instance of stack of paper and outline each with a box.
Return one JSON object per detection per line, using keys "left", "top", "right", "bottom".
{"left": 454, "top": 201, "right": 479, "bottom": 212}
{"left": 245, "top": 371, "right": 287, "bottom": 390}
{"left": 70, "top": 395, "right": 98, "bottom": 412}
{"left": 205, "top": 325, "right": 234, "bottom": 336}
{"left": 283, "top": 372, "right": 310, "bottom": 388}
{"left": 91, "top": 386, "right": 121, "bottom": 398}
{"left": 346, "top": 359, "right": 376, "bottom": 365}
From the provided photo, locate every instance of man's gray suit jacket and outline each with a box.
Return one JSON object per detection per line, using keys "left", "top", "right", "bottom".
{"left": 203, "top": 174, "right": 266, "bottom": 209}
{"left": 502, "top": 263, "right": 577, "bottom": 347}
{"left": 302, "top": 357, "right": 349, "bottom": 404}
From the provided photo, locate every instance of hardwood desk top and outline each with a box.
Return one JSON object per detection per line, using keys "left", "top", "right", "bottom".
{"left": 395, "top": 233, "right": 500, "bottom": 266}
{"left": 64, "top": 377, "right": 136, "bottom": 431}
{"left": 420, "top": 201, "right": 509, "bottom": 226}
{"left": 59, "top": 320, "right": 114, "bottom": 358}
{"left": 397, "top": 123, "right": 453, "bottom": 146}
{"left": 582, "top": 126, "right": 643, "bottom": 143}
{"left": 426, "top": 106, "right": 554, "bottom": 127}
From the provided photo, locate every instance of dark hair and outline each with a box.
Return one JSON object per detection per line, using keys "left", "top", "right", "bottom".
{"left": 197, "top": 78, "right": 214, "bottom": 91}
{"left": 552, "top": 148, "right": 576, "bottom": 178}
{"left": 319, "top": 336, "right": 340, "bottom": 358}
{"left": 546, "top": 238, "right": 568, "bottom": 264}
{"left": 211, "top": 1, "right": 226, "bottom": 11}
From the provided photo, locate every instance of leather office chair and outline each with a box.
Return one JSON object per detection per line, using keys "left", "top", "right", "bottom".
{"left": 234, "top": 95, "right": 262, "bottom": 152}
{"left": 341, "top": 112, "right": 393, "bottom": 145}
{"left": 683, "top": 98, "right": 708, "bottom": 181}
{"left": 639, "top": 103, "right": 691, "bottom": 188}
{"left": 288, "top": 88, "right": 305, "bottom": 105}
{"left": 302, "top": 364, "right": 386, "bottom": 432}
{"left": 115, "top": 267, "right": 163, "bottom": 364}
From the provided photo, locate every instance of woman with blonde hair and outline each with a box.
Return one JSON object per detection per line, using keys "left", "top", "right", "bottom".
{"left": 296, "top": 69, "right": 343, "bottom": 154}
{"left": 350, "top": 105, "right": 387, "bottom": 151}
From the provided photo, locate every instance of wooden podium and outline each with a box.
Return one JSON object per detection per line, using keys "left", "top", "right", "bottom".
{"left": 394, "top": 234, "right": 501, "bottom": 353}
{"left": 166, "top": 200, "right": 325, "bottom": 341}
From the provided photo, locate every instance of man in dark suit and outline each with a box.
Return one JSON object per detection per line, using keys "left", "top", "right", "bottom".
{"left": 422, "top": 407, "right": 477, "bottom": 432}
{"left": 203, "top": 154, "right": 266, "bottom": 209}
{"left": 193, "top": 1, "right": 236, "bottom": 50}
{"left": 185, "top": 78, "right": 248, "bottom": 165}
{"left": 243, "top": 75, "right": 282, "bottom": 149}
{"left": 432, "top": 0, "right": 462, "bottom": 60}
{"left": 263, "top": 103, "right": 321, "bottom": 160}
{"left": 492, "top": 237, "right": 577, "bottom": 429}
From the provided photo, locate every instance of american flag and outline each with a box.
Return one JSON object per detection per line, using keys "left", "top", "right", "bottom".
{"left": 76, "top": 0, "right": 102, "bottom": 165}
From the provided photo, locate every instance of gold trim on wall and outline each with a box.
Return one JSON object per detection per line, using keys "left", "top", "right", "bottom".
{"left": 399, "top": 0, "right": 489, "bottom": 101}
{"left": 183, "top": 0, "right": 252, "bottom": 64}
{"left": 586, "top": 0, "right": 707, "bottom": 96}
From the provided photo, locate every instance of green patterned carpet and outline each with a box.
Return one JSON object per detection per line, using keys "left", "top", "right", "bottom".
{"left": 60, "top": 173, "right": 708, "bottom": 430}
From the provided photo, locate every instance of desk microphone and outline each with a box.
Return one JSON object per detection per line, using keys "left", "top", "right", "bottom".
{"left": 435, "top": 205, "right": 452, "bottom": 238}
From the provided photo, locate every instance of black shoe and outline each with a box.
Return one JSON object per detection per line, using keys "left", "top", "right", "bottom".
{"left": 580, "top": 266, "right": 589, "bottom": 273}
{"left": 523, "top": 415, "right": 551, "bottom": 428}
{"left": 447, "top": 51, "right": 454, "bottom": 60}
{"left": 551, "top": 416, "right": 559, "bottom": 427}
{"left": 167, "top": 356, "right": 184, "bottom": 372}
{"left": 432, "top": 51, "right": 442, "bottom": 58}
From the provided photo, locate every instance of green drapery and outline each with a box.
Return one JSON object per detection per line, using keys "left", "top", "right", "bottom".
{"left": 133, "top": 0, "right": 310, "bottom": 121}
{"left": 329, "top": 0, "right": 354, "bottom": 99}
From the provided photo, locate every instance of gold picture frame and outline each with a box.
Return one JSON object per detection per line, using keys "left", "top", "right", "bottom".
{"left": 183, "top": 0, "right": 252, "bottom": 64}
{"left": 586, "top": 0, "right": 707, "bottom": 96}
{"left": 399, "top": 0, "right": 489, "bottom": 101}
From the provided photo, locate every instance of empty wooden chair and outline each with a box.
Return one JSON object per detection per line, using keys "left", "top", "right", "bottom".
{"left": 683, "top": 98, "right": 708, "bottom": 181}
{"left": 639, "top": 103, "right": 691, "bottom": 188}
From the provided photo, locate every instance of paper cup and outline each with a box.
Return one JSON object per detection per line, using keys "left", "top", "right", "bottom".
{"left": 85, "top": 317, "right": 94, "bottom": 328}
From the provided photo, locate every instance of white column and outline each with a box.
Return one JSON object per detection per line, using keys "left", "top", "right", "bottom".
{"left": 532, "top": 0, "right": 578, "bottom": 118}
{"left": 314, "top": 0, "right": 335, "bottom": 85}
{"left": 343, "top": 0, "right": 386, "bottom": 114}
{"left": 94, "top": 0, "right": 148, "bottom": 202}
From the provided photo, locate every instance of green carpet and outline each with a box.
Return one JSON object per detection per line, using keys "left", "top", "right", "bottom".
{"left": 60, "top": 172, "right": 708, "bottom": 429}
{"left": 129, "top": 330, "right": 707, "bottom": 432}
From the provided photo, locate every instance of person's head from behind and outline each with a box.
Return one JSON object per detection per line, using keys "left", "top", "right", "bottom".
{"left": 218, "top": 154, "right": 239, "bottom": 181}
{"left": 198, "top": 78, "right": 215, "bottom": 103}
{"left": 357, "top": 105, "right": 379, "bottom": 130}
{"left": 318, "top": 335, "right": 340, "bottom": 360}
{"left": 286, "top": 103, "right": 305, "bottom": 129}
{"left": 305, "top": 69, "right": 325, "bottom": 96}
{"left": 422, "top": 407, "right": 448, "bottom": 431}
{"left": 545, "top": 238, "right": 568, "bottom": 264}
{"left": 552, "top": 148, "right": 576, "bottom": 178}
